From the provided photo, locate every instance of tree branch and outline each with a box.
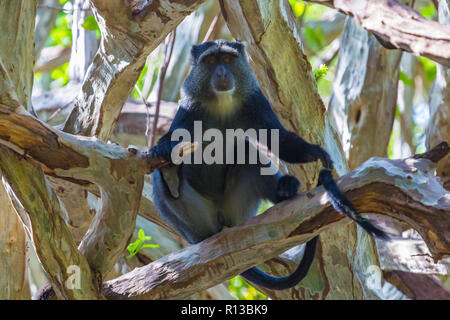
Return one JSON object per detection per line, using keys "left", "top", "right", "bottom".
{"left": 308, "top": 0, "right": 450, "bottom": 67}
{"left": 63, "top": 0, "right": 207, "bottom": 141}
{"left": 102, "top": 144, "right": 450, "bottom": 299}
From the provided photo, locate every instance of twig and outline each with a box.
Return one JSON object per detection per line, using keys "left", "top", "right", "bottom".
{"left": 133, "top": 84, "right": 153, "bottom": 148}
{"left": 149, "top": 30, "right": 176, "bottom": 149}
{"left": 297, "top": 3, "right": 308, "bottom": 31}
{"left": 413, "top": 141, "right": 449, "bottom": 163}
{"left": 202, "top": 9, "right": 221, "bottom": 43}
{"left": 38, "top": 5, "right": 90, "bottom": 12}
{"left": 46, "top": 100, "right": 74, "bottom": 122}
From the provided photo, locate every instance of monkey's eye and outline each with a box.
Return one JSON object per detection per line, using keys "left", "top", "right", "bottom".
{"left": 205, "top": 56, "right": 216, "bottom": 65}
{"left": 222, "top": 55, "right": 232, "bottom": 64}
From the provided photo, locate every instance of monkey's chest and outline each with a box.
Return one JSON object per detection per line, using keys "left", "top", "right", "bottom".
{"left": 182, "top": 163, "right": 229, "bottom": 199}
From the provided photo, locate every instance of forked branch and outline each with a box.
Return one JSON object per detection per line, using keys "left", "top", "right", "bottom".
{"left": 102, "top": 143, "right": 450, "bottom": 300}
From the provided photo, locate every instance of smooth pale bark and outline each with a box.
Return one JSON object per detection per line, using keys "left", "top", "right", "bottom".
{"left": 0, "top": 0, "right": 37, "bottom": 300}
{"left": 426, "top": 0, "right": 450, "bottom": 190}
{"left": 397, "top": 53, "right": 416, "bottom": 157}
{"left": 35, "top": 0, "right": 60, "bottom": 59}
{"left": 303, "top": 10, "right": 345, "bottom": 57}
{"left": 326, "top": 13, "right": 404, "bottom": 299}
{"left": 328, "top": 16, "right": 402, "bottom": 170}
{"left": 69, "top": 0, "right": 98, "bottom": 83}
{"left": 309, "top": 0, "right": 450, "bottom": 67}
{"left": 35, "top": 46, "right": 72, "bottom": 74}
{"left": 327, "top": 4, "right": 449, "bottom": 299}
{"left": 32, "top": 1, "right": 207, "bottom": 299}
{"left": 0, "top": 180, "right": 30, "bottom": 299}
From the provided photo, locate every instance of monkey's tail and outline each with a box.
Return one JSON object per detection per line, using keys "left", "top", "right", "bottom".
{"left": 318, "top": 169, "right": 389, "bottom": 239}
{"left": 240, "top": 236, "right": 318, "bottom": 290}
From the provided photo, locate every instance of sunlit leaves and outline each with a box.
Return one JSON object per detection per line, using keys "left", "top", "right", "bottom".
{"left": 81, "top": 16, "right": 99, "bottom": 31}
{"left": 418, "top": 56, "right": 437, "bottom": 83}
{"left": 228, "top": 276, "right": 267, "bottom": 300}
{"left": 289, "top": 0, "right": 306, "bottom": 17}
{"left": 419, "top": 3, "right": 437, "bottom": 20}
{"left": 314, "top": 64, "right": 329, "bottom": 80}
{"left": 399, "top": 71, "right": 414, "bottom": 86}
{"left": 50, "top": 62, "right": 70, "bottom": 86}
{"left": 47, "top": 12, "right": 72, "bottom": 47}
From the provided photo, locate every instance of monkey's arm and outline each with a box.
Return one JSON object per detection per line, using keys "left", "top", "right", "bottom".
{"left": 246, "top": 89, "right": 333, "bottom": 169}
{"left": 149, "top": 104, "right": 196, "bottom": 161}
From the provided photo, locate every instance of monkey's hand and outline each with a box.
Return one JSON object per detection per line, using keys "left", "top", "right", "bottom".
{"left": 277, "top": 175, "right": 300, "bottom": 202}
{"left": 149, "top": 135, "right": 173, "bottom": 163}
{"left": 313, "top": 145, "right": 333, "bottom": 170}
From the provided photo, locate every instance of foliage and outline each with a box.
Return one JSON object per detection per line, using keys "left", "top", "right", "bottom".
{"left": 314, "top": 64, "right": 329, "bottom": 80}
{"left": 418, "top": 56, "right": 437, "bottom": 83}
{"left": 418, "top": 2, "right": 437, "bottom": 20}
{"left": 228, "top": 276, "right": 267, "bottom": 300}
{"left": 126, "top": 229, "right": 159, "bottom": 259}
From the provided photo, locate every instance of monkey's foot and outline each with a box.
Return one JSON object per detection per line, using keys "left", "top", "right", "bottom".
{"left": 277, "top": 175, "right": 300, "bottom": 202}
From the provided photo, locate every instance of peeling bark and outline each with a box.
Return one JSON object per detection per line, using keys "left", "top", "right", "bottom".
{"left": 0, "top": 147, "right": 100, "bottom": 299}
{"left": 309, "top": 0, "right": 450, "bottom": 67}
{"left": 63, "top": 0, "right": 207, "bottom": 140}
{"left": 328, "top": 16, "right": 402, "bottom": 170}
{"left": 384, "top": 270, "right": 450, "bottom": 299}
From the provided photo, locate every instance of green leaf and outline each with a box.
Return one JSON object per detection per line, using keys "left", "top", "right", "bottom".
{"left": 399, "top": 71, "right": 414, "bottom": 87}
{"left": 314, "top": 64, "right": 329, "bottom": 80}
{"left": 81, "top": 16, "right": 99, "bottom": 31}
{"left": 303, "top": 25, "right": 324, "bottom": 52}
{"left": 142, "top": 244, "right": 160, "bottom": 248}
{"left": 138, "top": 228, "right": 145, "bottom": 240}
{"left": 419, "top": 3, "right": 436, "bottom": 19}
{"left": 418, "top": 56, "right": 437, "bottom": 83}
{"left": 289, "top": 0, "right": 306, "bottom": 17}
{"left": 126, "top": 229, "right": 159, "bottom": 258}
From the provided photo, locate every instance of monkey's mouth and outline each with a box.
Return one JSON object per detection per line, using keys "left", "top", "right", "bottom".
{"left": 214, "top": 81, "right": 233, "bottom": 92}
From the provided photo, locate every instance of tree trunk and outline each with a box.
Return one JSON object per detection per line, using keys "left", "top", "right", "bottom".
{"left": 426, "top": 0, "right": 450, "bottom": 190}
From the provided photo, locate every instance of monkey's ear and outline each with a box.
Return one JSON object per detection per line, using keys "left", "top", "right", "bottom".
{"left": 191, "top": 44, "right": 203, "bottom": 63}
{"left": 235, "top": 40, "right": 248, "bottom": 53}
{"left": 191, "top": 42, "right": 216, "bottom": 64}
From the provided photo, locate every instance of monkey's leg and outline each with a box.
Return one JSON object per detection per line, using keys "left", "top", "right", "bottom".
{"left": 221, "top": 162, "right": 318, "bottom": 290}
{"left": 151, "top": 169, "right": 223, "bottom": 244}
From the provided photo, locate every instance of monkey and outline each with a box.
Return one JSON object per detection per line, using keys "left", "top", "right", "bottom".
{"left": 149, "top": 40, "right": 388, "bottom": 290}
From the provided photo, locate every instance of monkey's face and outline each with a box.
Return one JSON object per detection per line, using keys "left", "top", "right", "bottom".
{"left": 182, "top": 41, "right": 256, "bottom": 110}
{"left": 201, "top": 52, "right": 236, "bottom": 93}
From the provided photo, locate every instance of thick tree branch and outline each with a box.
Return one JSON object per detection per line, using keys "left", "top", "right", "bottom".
{"left": 0, "top": 147, "right": 100, "bottom": 299}
{"left": 102, "top": 144, "right": 450, "bottom": 299}
{"left": 63, "top": 0, "right": 207, "bottom": 141}
{"left": 309, "top": 0, "right": 450, "bottom": 67}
